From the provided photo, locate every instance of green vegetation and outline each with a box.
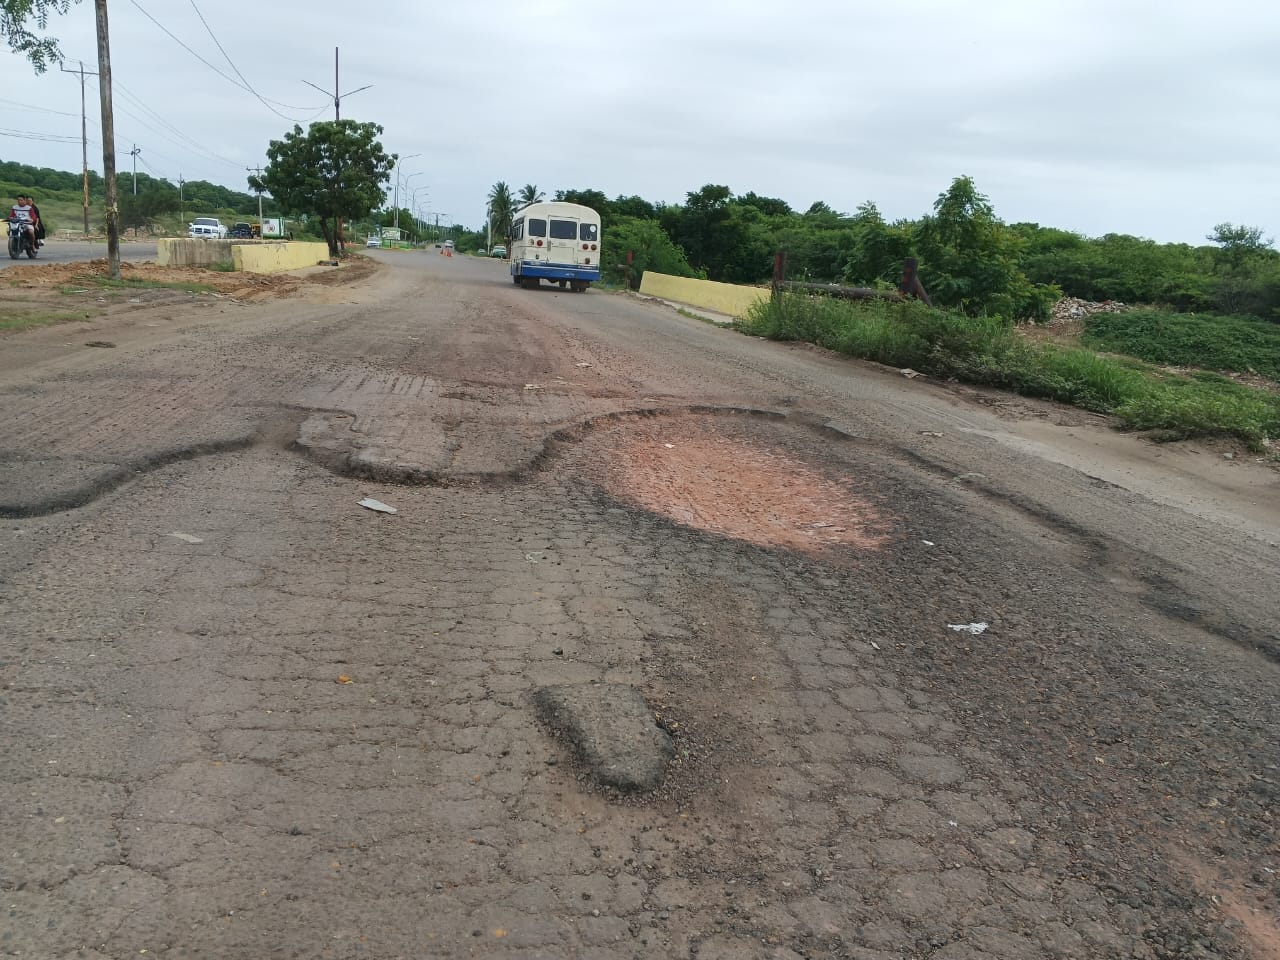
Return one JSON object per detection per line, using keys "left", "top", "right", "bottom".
{"left": 1, "top": 159, "right": 276, "bottom": 237}
{"left": 742, "top": 294, "right": 1280, "bottom": 448}
{"left": 1082, "top": 309, "right": 1280, "bottom": 380}
{"left": 69, "top": 274, "right": 215, "bottom": 294}
{"left": 0, "top": 305, "right": 92, "bottom": 332}
{"left": 258, "top": 120, "right": 394, "bottom": 258}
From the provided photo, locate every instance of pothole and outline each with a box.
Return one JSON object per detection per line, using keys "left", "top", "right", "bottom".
{"left": 574, "top": 412, "right": 894, "bottom": 555}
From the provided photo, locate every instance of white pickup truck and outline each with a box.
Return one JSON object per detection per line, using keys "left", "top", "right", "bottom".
{"left": 187, "top": 217, "right": 227, "bottom": 239}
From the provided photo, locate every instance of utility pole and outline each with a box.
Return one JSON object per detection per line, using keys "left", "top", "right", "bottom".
{"left": 129, "top": 144, "right": 140, "bottom": 194}
{"left": 302, "top": 48, "right": 373, "bottom": 252}
{"left": 302, "top": 47, "right": 373, "bottom": 122}
{"left": 60, "top": 59, "right": 97, "bottom": 236}
{"left": 246, "top": 166, "right": 264, "bottom": 227}
{"left": 178, "top": 175, "right": 184, "bottom": 227}
{"left": 94, "top": 0, "right": 121, "bottom": 279}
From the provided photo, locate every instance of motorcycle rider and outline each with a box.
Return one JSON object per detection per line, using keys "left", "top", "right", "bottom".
{"left": 9, "top": 194, "right": 37, "bottom": 250}
{"left": 25, "top": 195, "right": 44, "bottom": 246}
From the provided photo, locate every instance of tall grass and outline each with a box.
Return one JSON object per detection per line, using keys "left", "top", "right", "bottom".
{"left": 1083, "top": 308, "right": 1280, "bottom": 380}
{"left": 741, "top": 294, "right": 1280, "bottom": 448}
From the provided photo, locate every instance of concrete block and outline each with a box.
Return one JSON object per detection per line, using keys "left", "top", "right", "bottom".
{"left": 157, "top": 238, "right": 233, "bottom": 267}
{"left": 232, "top": 241, "right": 330, "bottom": 274}
{"left": 638, "top": 271, "right": 769, "bottom": 318}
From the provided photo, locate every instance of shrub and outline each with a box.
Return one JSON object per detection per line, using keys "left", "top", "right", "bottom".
{"left": 742, "top": 293, "right": 1279, "bottom": 447}
{"left": 1083, "top": 309, "right": 1280, "bottom": 380}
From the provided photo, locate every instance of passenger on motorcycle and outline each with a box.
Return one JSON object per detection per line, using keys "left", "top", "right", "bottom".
{"left": 9, "top": 195, "right": 37, "bottom": 248}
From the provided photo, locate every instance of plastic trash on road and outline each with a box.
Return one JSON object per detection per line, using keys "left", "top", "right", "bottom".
{"left": 358, "top": 498, "right": 397, "bottom": 514}
{"left": 947, "top": 622, "right": 989, "bottom": 634}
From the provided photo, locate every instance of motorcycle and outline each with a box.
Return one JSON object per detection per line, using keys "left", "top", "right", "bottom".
{"left": 8, "top": 218, "right": 37, "bottom": 259}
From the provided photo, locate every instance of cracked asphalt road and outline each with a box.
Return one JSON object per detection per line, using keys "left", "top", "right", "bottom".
{"left": 1, "top": 251, "right": 1278, "bottom": 959}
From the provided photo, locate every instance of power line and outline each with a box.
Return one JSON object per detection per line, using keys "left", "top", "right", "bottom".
{"left": 0, "top": 97, "right": 79, "bottom": 118}
{"left": 0, "top": 127, "right": 82, "bottom": 143}
{"left": 110, "top": 81, "right": 243, "bottom": 170}
{"left": 187, "top": 0, "right": 312, "bottom": 124}
{"left": 129, "top": 0, "right": 326, "bottom": 120}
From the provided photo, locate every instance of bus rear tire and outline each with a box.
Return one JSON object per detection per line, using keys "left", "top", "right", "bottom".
{"left": 570, "top": 281, "right": 587, "bottom": 293}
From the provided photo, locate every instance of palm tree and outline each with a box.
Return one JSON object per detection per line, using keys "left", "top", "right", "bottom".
{"left": 518, "top": 184, "right": 544, "bottom": 208}
{"left": 487, "top": 181, "right": 515, "bottom": 248}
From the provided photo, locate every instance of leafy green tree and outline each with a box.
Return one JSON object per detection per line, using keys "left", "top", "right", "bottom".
{"left": 259, "top": 120, "right": 395, "bottom": 257}
{"left": 487, "top": 181, "right": 515, "bottom": 247}
{"left": 1, "top": 0, "right": 79, "bottom": 73}
{"left": 518, "top": 184, "right": 544, "bottom": 207}
{"left": 842, "top": 202, "right": 913, "bottom": 286}
{"left": 554, "top": 187, "right": 607, "bottom": 208}
{"left": 611, "top": 194, "right": 657, "bottom": 222}
{"left": 914, "top": 176, "right": 1056, "bottom": 320}
{"left": 603, "top": 217, "right": 697, "bottom": 289}
{"left": 119, "top": 182, "right": 179, "bottom": 234}
{"left": 738, "top": 192, "right": 793, "bottom": 217}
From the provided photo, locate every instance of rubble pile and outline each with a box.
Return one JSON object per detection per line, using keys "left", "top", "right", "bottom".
{"left": 1050, "top": 296, "right": 1129, "bottom": 324}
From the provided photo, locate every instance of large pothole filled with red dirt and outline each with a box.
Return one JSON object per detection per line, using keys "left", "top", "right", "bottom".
{"left": 570, "top": 412, "right": 894, "bottom": 555}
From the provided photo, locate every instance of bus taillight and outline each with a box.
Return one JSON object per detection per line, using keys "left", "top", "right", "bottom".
{"left": 590, "top": 244, "right": 597, "bottom": 250}
{"left": 582, "top": 243, "right": 589, "bottom": 250}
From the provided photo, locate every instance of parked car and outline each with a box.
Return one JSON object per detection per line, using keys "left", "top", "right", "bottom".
{"left": 188, "top": 217, "right": 227, "bottom": 239}
{"left": 490, "top": 245, "right": 507, "bottom": 258}
{"left": 228, "top": 222, "right": 253, "bottom": 239}
{"left": 366, "top": 237, "right": 381, "bottom": 248}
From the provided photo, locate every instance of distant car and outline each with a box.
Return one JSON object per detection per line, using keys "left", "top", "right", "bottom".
{"left": 366, "top": 237, "right": 381, "bottom": 248}
{"left": 188, "top": 217, "right": 227, "bottom": 239}
{"left": 490, "top": 245, "right": 507, "bottom": 258}
{"left": 228, "top": 222, "right": 253, "bottom": 239}
{"left": 443, "top": 239, "right": 454, "bottom": 249}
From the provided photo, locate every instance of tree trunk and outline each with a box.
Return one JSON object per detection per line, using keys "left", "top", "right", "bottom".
{"left": 319, "top": 218, "right": 338, "bottom": 258}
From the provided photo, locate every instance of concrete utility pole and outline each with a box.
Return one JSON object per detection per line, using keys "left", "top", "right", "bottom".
{"left": 129, "top": 144, "right": 140, "bottom": 194}
{"left": 302, "top": 48, "right": 373, "bottom": 252}
{"left": 59, "top": 59, "right": 97, "bottom": 236}
{"left": 178, "top": 175, "right": 184, "bottom": 227}
{"left": 302, "top": 47, "right": 372, "bottom": 122}
{"left": 94, "top": 0, "right": 121, "bottom": 280}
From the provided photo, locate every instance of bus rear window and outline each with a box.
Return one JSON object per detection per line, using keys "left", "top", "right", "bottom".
{"left": 549, "top": 219, "right": 577, "bottom": 240}
{"left": 528, "top": 218, "right": 546, "bottom": 237}
{"left": 580, "top": 223, "right": 598, "bottom": 242}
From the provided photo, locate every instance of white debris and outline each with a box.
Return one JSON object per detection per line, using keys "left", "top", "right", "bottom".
{"left": 168, "top": 532, "right": 204, "bottom": 544}
{"left": 947, "top": 622, "right": 989, "bottom": 635}
{"left": 358, "top": 498, "right": 397, "bottom": 514}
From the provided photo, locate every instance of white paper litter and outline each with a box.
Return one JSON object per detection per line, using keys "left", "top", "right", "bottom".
{"left": 358, "top": 498, "right": 397, "bottom": 514}
{"left": 168, "top": 532, "right": 204, "bottom": 544}
{"left": 947, "top": 622, "right": 989, "bottom": 634}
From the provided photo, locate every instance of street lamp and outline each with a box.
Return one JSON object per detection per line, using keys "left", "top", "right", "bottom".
{"left": 391, "top": 153, "right": 422, "bottom": 231}
{"left": 408, "top": 186, "right": 428, "bottom": 241}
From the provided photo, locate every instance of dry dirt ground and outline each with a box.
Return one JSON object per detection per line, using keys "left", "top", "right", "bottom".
{"left": 1, "top": 254, "right": 1277, "bottom": 960}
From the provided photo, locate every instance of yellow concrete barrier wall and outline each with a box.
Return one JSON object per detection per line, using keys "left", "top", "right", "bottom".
{"left": 232, "top": 241, "right": 330, "bottom": 274}
{"left": 157, "top": 239, "right": 330, "bottom": 273}
{"left": 638, "top": 271, "right": 769, "bottom": 318}
{"left": 157, "top": 238, "right": 232, "bottom": 267}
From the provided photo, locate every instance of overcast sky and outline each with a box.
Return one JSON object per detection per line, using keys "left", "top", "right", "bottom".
{"left": 2, "top": 0, "right": 1277, "bottom": 244}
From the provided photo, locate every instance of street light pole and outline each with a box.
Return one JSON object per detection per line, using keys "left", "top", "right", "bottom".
{"left": 391, "top": 154, "right": 422, "bottom": 232}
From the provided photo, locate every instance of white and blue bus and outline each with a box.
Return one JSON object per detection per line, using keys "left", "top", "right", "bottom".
{"left": 509, "top": 201, "right": 602, "bottom": 292}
